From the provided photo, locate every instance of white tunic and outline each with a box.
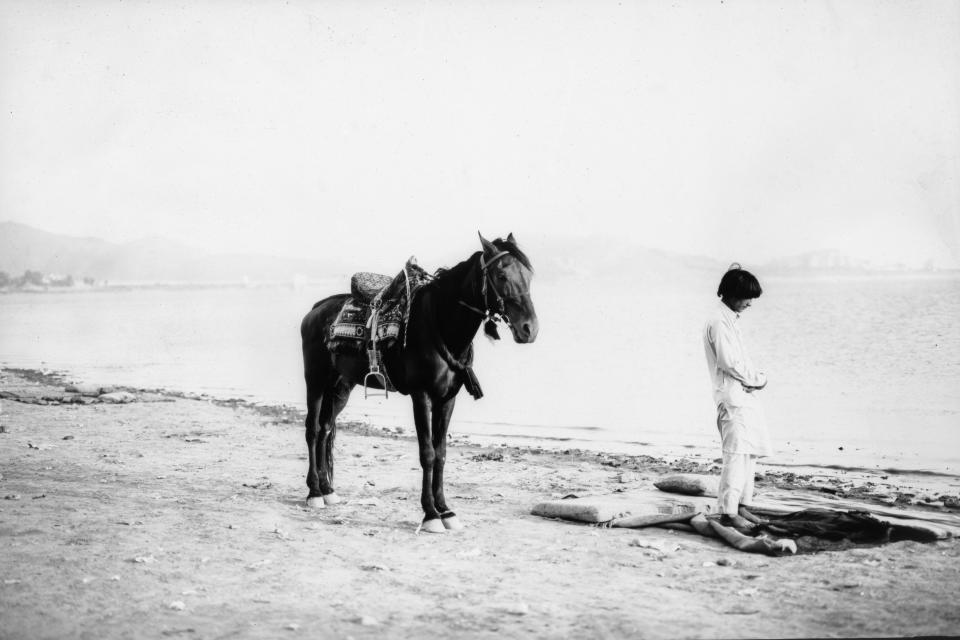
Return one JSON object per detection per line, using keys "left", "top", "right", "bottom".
{"left": 703, "top": 301, "right": 772, "bottom": 457}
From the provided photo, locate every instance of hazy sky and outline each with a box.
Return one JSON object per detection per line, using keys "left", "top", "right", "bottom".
{"left": 1, "top": 0, "right": 958, "bottom": 267}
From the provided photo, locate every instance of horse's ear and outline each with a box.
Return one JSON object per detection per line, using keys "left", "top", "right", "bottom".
{"left": 478, "top": 231, "right": 497, "bottom": 256}
{"left": 507, "top": 232, "right": 516, "bottom": 245}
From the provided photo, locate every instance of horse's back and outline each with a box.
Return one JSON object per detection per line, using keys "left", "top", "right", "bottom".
{"left": 301, "top": 293, "right": 350, "bottom": 346}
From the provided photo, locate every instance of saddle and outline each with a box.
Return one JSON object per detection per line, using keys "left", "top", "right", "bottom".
{"left": 351, "top": 272, "right": 395, "bottom": 304}
{"left": 328, "top": 258, "right": 431, "bottom": 396}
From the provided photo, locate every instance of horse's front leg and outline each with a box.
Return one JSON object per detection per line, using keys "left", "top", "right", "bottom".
{"left": 431, "top": 395, "right": 462, "bottom": 530}
{"left": 412, "top": 393, "right": 444, "bottom": 533}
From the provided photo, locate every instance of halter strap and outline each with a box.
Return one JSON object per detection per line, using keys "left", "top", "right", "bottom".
{"left": 458, "top": 249, "right": 513, "bottom": 318}
{"left": 480, "top": 250, "right": 511, "bottom": 271}
{"left": 479, "top": 250, "right": 512, "bottom": 317}
{"left": 458, "top": 299, "right": 487, "bottom": 316}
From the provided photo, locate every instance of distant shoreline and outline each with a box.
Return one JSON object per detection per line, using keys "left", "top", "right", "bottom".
{"left": 0, "top": 278, "right": 344, "bottom": 294}
{"left": 762, "top": 269, "right": 960, "bottom": 282}
{"left": 0, "top": 269, "right": 960, "bottom": 295}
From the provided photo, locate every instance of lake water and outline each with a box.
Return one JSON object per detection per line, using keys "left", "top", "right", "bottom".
{"left": 2, "top": 274, "right": 959, "bottom": 478}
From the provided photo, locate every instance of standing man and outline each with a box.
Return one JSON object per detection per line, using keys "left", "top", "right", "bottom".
{"left": 703, "top": 264, "right": 770, "bottom": 529}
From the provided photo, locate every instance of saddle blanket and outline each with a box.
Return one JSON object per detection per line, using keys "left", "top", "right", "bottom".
{"left": 327, "top": 259, "right": 430, "bottom": 353}
{"left": 329, "top": 298, "right": 403, "bottom": 345}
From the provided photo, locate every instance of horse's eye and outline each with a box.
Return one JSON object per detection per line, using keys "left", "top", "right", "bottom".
{"left": 497, "top": 273, "right": 507, "bottom": 281}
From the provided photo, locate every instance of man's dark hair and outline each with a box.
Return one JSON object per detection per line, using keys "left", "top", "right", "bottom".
{"left": 717, "top": 264, "right": 762, "bottom": 299}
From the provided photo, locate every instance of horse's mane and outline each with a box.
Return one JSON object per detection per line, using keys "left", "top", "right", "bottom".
{"left": 429, "top": 237, "right": 534, "bottom": 293}
{"left": 428, "top": 252, "right": 480, "bottom": 296}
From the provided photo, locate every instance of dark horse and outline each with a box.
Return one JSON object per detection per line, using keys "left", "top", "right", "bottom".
{"left": 300, "top": 233, "right": 538, "bottom": 532}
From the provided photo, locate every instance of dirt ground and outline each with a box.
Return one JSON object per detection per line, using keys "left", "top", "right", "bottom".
{"left": 2, "top": 370, "right": 959, "bottom": 639}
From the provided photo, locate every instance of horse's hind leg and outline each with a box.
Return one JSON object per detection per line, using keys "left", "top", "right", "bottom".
{"left": 304, "top": 380, "right": 327, "bottom": 508}
{"left": 315, "top": 376, "right": 353, "bottom": 506}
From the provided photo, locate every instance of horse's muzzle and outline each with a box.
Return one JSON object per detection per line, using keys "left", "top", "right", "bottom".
{"left": 511, "top": 317, "right": 539, "bottom": 344}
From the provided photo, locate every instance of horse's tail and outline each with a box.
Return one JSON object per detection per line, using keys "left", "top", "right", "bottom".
{"left": 323, "top": 418, "right": 337, "bottom": 485}
{"left": 302, "top": 293, "right": 351, "bottom": 344}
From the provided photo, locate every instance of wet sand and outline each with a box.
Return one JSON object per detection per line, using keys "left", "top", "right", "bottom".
{"left": 2, "top": 368, "right": 959, "bottom": 639}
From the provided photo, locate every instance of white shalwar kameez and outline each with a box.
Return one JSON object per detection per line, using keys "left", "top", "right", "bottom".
{"left": 703, "top": 301, "right": 771, "bottom": 514}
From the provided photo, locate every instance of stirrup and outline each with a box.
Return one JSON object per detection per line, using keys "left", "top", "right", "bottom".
{"left": 363, "top": 370, "right": 388, "bottom": 399}
{"left": 363, "top": 347, "right": 388, "bottom": 399}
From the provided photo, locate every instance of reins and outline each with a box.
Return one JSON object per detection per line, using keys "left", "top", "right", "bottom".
{"left": 427, "top": 298, "right": 484, "bottom": 400}
{"left": 429, "top": 250, "right": 511, "bottom": 400}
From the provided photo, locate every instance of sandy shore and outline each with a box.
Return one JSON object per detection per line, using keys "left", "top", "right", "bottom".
{"left": 2, "top": 368, "right": 959, "bottom": 639}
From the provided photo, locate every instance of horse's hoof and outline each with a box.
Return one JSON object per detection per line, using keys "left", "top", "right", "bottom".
{"left": 322, "top": 492, "right": 342, "bottom": 506}
{"left": 306, "top": 496, "right": 326, "bottom": 509}
{"left": 420, "top": 519, "right": 446, "bottom": 534}
{"left": 441, "top": 514, "right": 463, "bottom": 530}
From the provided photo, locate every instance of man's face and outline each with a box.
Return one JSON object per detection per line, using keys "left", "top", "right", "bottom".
{"left": 724, "top": 297, "right": 753, "bottom": 313}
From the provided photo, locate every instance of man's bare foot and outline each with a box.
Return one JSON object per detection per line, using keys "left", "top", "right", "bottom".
{"left": 718, "top": 513, "right": 758, "bottom": 534}
{"left": 738, "top": 506, "right": 765, "bottom": 525}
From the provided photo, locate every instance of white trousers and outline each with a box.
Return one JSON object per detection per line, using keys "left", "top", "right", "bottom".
{"left": 718, "top": 451, "right": 757, "bottom": 514}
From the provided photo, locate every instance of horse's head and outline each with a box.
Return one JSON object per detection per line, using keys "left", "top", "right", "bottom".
{"left": 479, "top": 232, "right": 539, "bottom": 344}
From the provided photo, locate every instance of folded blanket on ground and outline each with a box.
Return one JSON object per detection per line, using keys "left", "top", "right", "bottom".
{"left": 654, "top": 474, "right": 720, "bottom": 497}
{"left": 530, "top": 490, "right": 714, "bottom": 524}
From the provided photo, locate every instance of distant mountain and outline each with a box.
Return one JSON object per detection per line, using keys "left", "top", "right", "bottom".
{"left": 0, "top": 221, "right": 347, "bottom": 284}
{"left": 760, "top": 249, "right": 874, "bottom": 273}
{"left": 0, "top": 222, "right": 729, "bottom": 286}
{"left": 758, "top": 249, "right": 951, "bottom": 274}
{"left": 525, "top": 235, "right": 725, "bottom": 283}
{"left": 4, "top": 221, "right": 939, "bottom": 288}
{"left": 525, "top": 239, "right": 951, "bottom": 285}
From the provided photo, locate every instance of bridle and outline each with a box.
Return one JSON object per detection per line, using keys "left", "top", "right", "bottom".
{"left": 458, "top": 250, "right": 514, "bottom": 321}
{"left": 432, "top": 247, "right": 530, "bottom": 398}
